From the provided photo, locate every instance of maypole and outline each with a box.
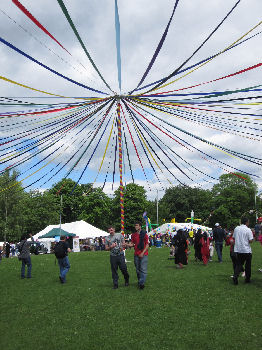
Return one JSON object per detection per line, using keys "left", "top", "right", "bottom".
{"left": 117, "top": 100, "right": 125, "bottom": 235}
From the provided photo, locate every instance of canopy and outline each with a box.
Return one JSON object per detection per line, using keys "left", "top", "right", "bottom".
{"left": 149, "top": 222, "right": 212, "bottom": 235}
{"left": 33, "top": 220, "right": 108, "bottom": 241}
{"left": 39, "top": 228, "right": 76, "bottom": 239}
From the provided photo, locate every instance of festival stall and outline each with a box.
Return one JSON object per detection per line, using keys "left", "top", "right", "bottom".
{"left": 149, "top": 223, "right": 212, "bottom": 236}
{"left": 33, "top": 220, "right": 108, "bottom": 252}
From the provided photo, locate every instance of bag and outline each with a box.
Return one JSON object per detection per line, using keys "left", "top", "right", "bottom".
{"left": 54, "top": 241, "right": 66, "bottom": 259}
{"left": 17, "top": 241, "right": 26, "bottom": 261}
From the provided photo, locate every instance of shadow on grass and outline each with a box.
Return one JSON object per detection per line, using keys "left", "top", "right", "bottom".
{"left": 164, "top": 265, "right": 176, "bottom": 269}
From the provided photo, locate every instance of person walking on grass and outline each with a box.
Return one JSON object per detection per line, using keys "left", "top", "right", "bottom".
{"left": 5, "top": 241, "right": 10, "bottom": 258}
{"left": 225, "top": 231, "right": 245, "bottom": 279}
{"left": 194, "top": 228, "right": 202, "bottom": 262}
{"left": 105, "top": 226, "right": 129, "bottom": 289}
{"left": 54, "top": 235, "right": 71, "bottom": 284}
{"left": 232, "top": 217, "right": 253, "bottom": 285}
{"left": 17, "top": 234, "right": 34, "bottom": 279}
{"left": 172, "top": 229, "right": 188, "bottom": 269}
{"left": 129, "top": 222, "right": 149, "bottom": 289}
{"left": 213, "top": 223, "right": 226, "bottom": 263}
{"left": 258, "top": 234, "right": 262, "bottom": 273}
{"left": 199, "top": 232, "right": 210, "bottom": 265}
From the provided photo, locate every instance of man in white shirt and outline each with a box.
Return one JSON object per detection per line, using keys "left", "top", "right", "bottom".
{"left": 233, "top": 217, "right": 253, "bottom": 285}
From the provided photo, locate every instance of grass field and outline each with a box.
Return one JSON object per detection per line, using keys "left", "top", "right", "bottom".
{"left": 1, "top": 243, "right": 262, "bottom": 350}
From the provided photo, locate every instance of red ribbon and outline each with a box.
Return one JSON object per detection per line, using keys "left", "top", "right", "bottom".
{"left": 12, "top": 0, "right": 71, "bottom": 55}
{"left": 145, "top": 62, "right": 262, "bottom": 96}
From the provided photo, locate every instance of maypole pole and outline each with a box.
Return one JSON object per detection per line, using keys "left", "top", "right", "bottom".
{"left": 117, "top": 99, "right": 124, "bottom": 235}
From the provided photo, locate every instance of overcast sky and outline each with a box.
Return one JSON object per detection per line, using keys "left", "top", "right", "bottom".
{"left": 0, "top": 0, "right": 262, "bottom": 200}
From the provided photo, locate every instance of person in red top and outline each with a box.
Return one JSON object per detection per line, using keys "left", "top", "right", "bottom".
{"left": 199, "top": 232, "right": 210, "bottom": 265}
{"left": 129, "top": 222, "right": 149, "bottom": 290}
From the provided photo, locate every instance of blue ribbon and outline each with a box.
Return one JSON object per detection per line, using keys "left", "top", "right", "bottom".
{"left": 0, "top": 37, "right": 108, "bottom": 95}
{"left": 135, "top": 0, "right": 180, "bottom": 91}
{"left": 115, "top": 0, "right": 122, "bottom": 92}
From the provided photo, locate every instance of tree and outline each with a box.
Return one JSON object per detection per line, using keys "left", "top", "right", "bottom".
{"left": 112, "top": 183, "right": 148, "bottom": 233}
{"left": 159, "top": 185, "right": 212, "bottom": 224}
{"left": 20, "top": 190, "right": 60, "bottom": 235}
{"left": 49, "top": 179, "right": 85, "bottom": 223}
{"left": 78, "top": 187, "right": 112, "bottom": 230}
{"left": 48, "top": 180, "right": 113, "bottom": 230}
{"left": 144, "top": 198, "right": 158, "bottom": 226}
{"left": 0, "top": 170, "right": 25, "bottom": 241}
{"left": 210, "top": 173, "right": 257, "bottom": 228}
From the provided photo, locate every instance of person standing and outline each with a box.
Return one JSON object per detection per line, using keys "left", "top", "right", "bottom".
{"left": 172, "top": 229, "right": 188, "bottom": 269}
{"left": 54, "top": 235, "right": 71, "bottom": 284}
{"left": 98, "top": 236, "right": 103, "bottom": 251}
{"left": 194, "top": 229, "right": 202, "bottom": 262}
{"left": 10, "top": 242, "right": 16, "bottom": 257}
{"left": 5, "top": 242, "right": 10, "bottom": 258}
{"left": 188, "top": 229, "right": 194, "bottom": 246}
{"left": 258, "top": 234, "right": 262, "bottom": 273}
{"left": 17, "top": 234, "right": 34, "bottom": 279}
{"left": 129, "top": 222, "right": 149, "bottom": 289}
{"left": 105, "top": 226, "right": 129, "bottom": 289}
{"left": 254, "top": 222, "right": 261, "bottom": 241}
{"left": 225, "top": 231, "right": 245, "bottom": 279}
{"left": 199, "top": 232, "right": 210, "bottom": 265}
{"left": 213, "top": 223, "right": 226, "bottom": 263}
{"left": 232, "top": 217, "right": 253, "bottom": 285}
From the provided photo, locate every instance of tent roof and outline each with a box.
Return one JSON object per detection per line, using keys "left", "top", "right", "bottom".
{"left": 33, "top": 220, "right": 108, "bottom": 240}
{"left": 39, "top": 228, "right": 76, "bottom": 238}
{"left": 149, "top": 222, "right": 212, "bottom": 235}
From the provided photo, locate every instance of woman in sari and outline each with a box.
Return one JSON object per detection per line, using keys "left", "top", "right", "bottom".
{"left": 199, "top": 232, "right": 210, "bottom": 265}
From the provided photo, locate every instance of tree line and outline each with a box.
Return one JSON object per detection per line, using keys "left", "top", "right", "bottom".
{"left": 0, "top": 170, "right": 261, "bottom": 242}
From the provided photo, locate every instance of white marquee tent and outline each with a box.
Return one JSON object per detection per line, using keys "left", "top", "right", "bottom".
{"left": 149, "top": 222, "right": 212, "bottom": 235}
{"left": 33, "top": 220, "right": 108, "bottom": 241}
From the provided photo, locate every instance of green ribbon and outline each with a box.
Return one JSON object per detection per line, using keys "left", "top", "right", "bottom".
{"left": 57, "top": 0, "right": 113, "bottom": 93}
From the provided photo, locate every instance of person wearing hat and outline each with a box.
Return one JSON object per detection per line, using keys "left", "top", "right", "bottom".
{"left": 212, "top": 223, "right": 226, "bottom": 263}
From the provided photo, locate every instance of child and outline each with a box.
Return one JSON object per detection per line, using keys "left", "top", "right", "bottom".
{"left": 209, "top": 239, "right": 214, "bottom": 262}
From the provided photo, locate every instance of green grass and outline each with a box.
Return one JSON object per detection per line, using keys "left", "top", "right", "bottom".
{"left": 1, "top": 243, "right": 262, "bottom": 350}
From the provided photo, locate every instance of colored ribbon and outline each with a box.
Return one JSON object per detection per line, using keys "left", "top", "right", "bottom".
{"left": 144, "top": 0, "right": 242, "bottom": 93}
{"left": 0, "top": 37, "right": 108, "bottom": 95}
{"left": 115, "top": 0, "right": 122, "bottom": 92}
{"left": 57, "top": 0, "right": 113, "bottom": 93}
{"left": 12, "top": 0, "right": 70, "bottom": 54}
{"left": 134, "top": 0, "right": 180, "bottom": 91}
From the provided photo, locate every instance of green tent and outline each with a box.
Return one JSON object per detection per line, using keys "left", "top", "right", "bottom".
{"left": 39, "top": 228, "right": 76, "bottom": 239}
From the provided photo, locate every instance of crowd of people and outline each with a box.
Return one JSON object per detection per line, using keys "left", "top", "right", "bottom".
{"left": 1, "top": 217, "right": 261, "bottom": 287}
{"left": 168, "top": 218, "right": 262, "bottom": 285}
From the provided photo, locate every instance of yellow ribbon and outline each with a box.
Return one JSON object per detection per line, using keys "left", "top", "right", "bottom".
{"left": 139, "top": 20, "right": 262, "bottom": 94}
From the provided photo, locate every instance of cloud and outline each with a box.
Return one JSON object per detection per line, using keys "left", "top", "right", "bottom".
{"left": 0, "top": 0, "right": 262, "bottom": 195}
